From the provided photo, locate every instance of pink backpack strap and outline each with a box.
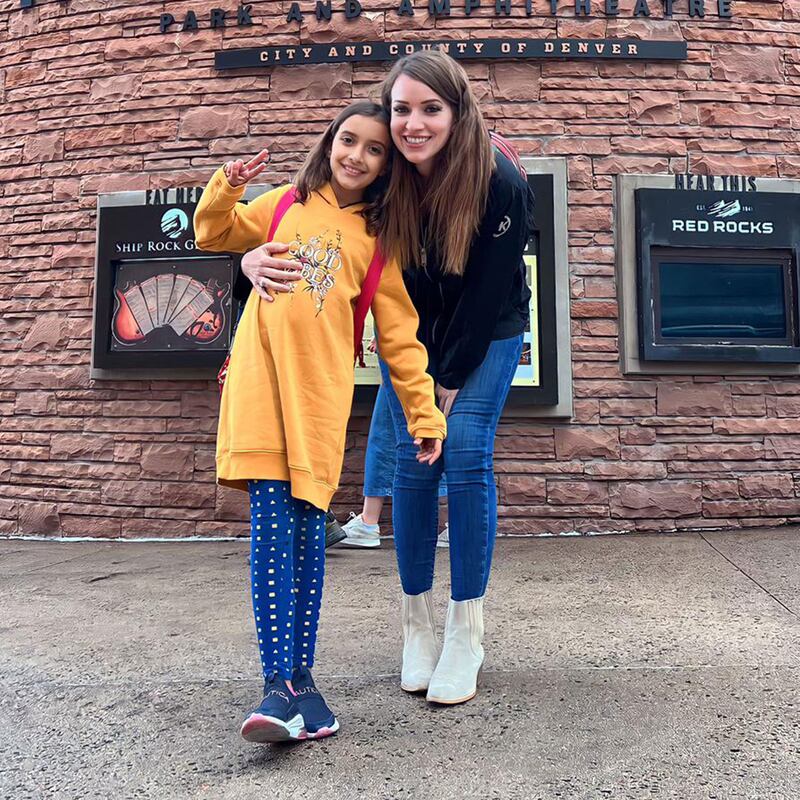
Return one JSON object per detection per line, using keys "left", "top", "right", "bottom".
{"left": 353, "top": 246, "right": 387, "bottom": 367}
{"left": 267, "top": 185, "right": 299, "bottom": 241}
{"left": 489, "top": 131, "right": 527, "bottom": 182}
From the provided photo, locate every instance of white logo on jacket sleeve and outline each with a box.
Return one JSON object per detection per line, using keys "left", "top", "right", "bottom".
{"left": 493, "top": 215, "right": 511, "bottom": 238}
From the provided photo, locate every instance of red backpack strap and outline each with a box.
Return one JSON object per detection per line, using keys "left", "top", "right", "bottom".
{"left": 353, "top": 246, "right": 387, "bottom": 367}
{"left": 267, "top": 185, "right": 299, "bottom": 241}
{"left": 489, "top": 131, "right": 527, "bottom": 182}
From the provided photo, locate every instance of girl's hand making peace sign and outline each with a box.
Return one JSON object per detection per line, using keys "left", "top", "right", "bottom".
{"left": 223, "top": 149, "right": 270, "bottom": 188}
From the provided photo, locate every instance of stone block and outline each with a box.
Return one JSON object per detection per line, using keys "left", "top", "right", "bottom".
{"left": 547, "top": 480, "right": 608, "bottom": 505}
{"left": 102, "top": 480, "right": 162, "bottom": 507}
{"left": 60, "top": 514, "right": 123, "bottom": 538}
{"left": 491, "top": 63, "right": 541, "bottom": 102}
{"left": 179, "top": 107, "right": 249, "bottom": 140}
{"left": 619, "top": 426, "right": 656, "bottom": 446}
{"left": 50, "top": 433, "right": 115, "bottom": 461}
{"left": 303, "top": 11, "right": 384, "bottom": 42}
{"left": 657, "top": 384, "right": 732, "bottom": 416}
{"left": 766, "top": 436, "right": 800, "bottom": 458}
{"left": 23, "top": 132, "right": 64, "bottom": 164}
{"left": 89, "top": 74, "right": 143, "bottom": 103}
{"left": 731, "top": 395, "right": 766, "bottom": 416}
{"left": 500, "top": 475, "right": 546, "bottom": 504}
{"left": 609, "top": 481, "right": 702, "bottom": 518}
{"left": 141, "top": 443, "right": 195, "bottom": 480}
{"left": 215, "top": 485, "right": 249, "bottom": 521}
{"left": 712, "top": 45, "right": 783, "bottom": 84}
{"left": 14, "top": 392, "right": 56, "bottom": 416}
{"left": 630, "top": 92, "right": 680, "bottom": 124}
{"left": 738, "top": 474, "right": 794, "bottom": 500}
{"left": 180, "top": 391, "right": 219, "bottom": 418}
{"left": 702, "top": 480, "right": 739, "bottom": 500}
{"left": 554, "top": 426, "right": 620, "bottom": 459}
{"left": 686, "top": 443, "right": 764, "bottom": 461}
{"left": 599, "top": 399, "right": 656, "bottom": 418}
{"left": 121, "top": 518, "right": 197, "bottom": 538}
{"left": 21, "top": 315, "right": 69, "bottom": 351}
{"left": 270, "top": 64, "right": 351, "bottom": 101}
{"left": 18, "top": 501, "right": 60, "bottom": 535}
{"left": 161, "top": 481, "right": 216, "bottom": 508}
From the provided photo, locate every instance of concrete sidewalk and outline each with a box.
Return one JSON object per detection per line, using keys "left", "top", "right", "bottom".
{"left": 1, "top": 531, "right": 799, "bottom": 800}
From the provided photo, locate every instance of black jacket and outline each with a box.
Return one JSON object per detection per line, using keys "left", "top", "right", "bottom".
{"left": 404, "top": 153, "right": 532, "bottom": 390}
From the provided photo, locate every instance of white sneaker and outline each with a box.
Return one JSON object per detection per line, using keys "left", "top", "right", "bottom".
{"left": 340, "top": 513, "right": 381, "bottom": 548}
{"left": 436, "top": 523, "right": 449, "bottom": 549}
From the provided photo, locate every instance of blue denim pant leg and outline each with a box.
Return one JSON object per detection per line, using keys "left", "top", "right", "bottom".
{"left": 363, "top": 384, "right": 397, "bottom": 497}
{"left": 381, "top": 335, "right": 523, "bottom": 601}
{"left": 363, "top": 381, "right": 448, "bottom": 499}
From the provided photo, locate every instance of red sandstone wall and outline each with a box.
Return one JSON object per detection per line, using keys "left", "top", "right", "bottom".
{"left": 2, "top": 0, "right": 800, "bottom": 537}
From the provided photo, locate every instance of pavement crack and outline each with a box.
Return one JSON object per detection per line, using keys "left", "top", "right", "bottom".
{"left": 13, "top": 548, "right": 108, "bottom": 576}
{"left": 698, "top": 532, "right": 799, "bottom": 621}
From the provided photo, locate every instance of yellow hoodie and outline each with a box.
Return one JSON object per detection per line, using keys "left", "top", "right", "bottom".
{"left": 194, "top": 168, "right": 446, "bottom": 510}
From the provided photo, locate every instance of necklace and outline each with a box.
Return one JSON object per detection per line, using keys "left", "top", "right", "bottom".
{"left": 419, "top": 223, "right": 430, "bottom": 270}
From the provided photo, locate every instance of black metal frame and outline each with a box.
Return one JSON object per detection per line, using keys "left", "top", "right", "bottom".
{"left": 651, "top": 247, "right": 795, "bottom": 348}
{"left": 508, "top": 172, "right": 559, "bottom": 407}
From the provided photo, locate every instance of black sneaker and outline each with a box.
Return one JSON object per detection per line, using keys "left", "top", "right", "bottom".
{"left": 325, "top": 510, "right": 346, "bottom": 549}
{"left": 291, "top": 666, "right": 339, "bottom": 739}
{"left": 240, "top": 672, "right": 307, "bottom": 743}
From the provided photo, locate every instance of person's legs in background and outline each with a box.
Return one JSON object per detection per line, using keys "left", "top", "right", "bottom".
{"left": 340, "top": 383, "right": 394, "bottom": 548}
{"left": 339, "top": 381, "right": 450, "bottom": 550}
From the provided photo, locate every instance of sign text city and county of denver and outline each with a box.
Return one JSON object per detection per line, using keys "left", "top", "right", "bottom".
{"left": 216, "top": 37, "right": 687, "bottom": 68}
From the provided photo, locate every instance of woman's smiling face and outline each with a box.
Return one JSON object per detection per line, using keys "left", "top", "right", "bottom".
{"left": 389, "top": 74, "right": 455, "bottom": 178}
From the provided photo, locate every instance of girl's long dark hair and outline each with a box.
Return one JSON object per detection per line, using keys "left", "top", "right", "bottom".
{"left": 295, "top": 101, "right": 391, "bottom": 237}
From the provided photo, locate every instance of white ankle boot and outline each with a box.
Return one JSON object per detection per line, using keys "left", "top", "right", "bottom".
{"left": 401, "top": 591, "right": 440, "bottom": 693}
{"left": 426, "top": 597, "right": 484, "bottom": 705}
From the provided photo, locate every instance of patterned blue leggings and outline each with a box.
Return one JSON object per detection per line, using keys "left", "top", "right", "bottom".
{"left": 248, "top": 480, "right": 326, "bottom": 680}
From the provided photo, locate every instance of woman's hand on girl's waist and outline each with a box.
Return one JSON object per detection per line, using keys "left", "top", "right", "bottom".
{"left": 242, "top": 242, "right": 304, "bottom": 302}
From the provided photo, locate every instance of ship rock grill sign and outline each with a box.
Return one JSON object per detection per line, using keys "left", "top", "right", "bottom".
{"left": 92, "top": 193, "right": 235, "bottom": 373}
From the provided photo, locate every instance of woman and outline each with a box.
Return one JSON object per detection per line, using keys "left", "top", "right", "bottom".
{"left": 239, "top": 50, "right": 531, "bottom": 706}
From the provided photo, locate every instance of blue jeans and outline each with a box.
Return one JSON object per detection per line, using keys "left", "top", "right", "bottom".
{"left": 364, "top": 383, "right": 447, "bottom": 498}
{"left": 380, "top": 334, "right": 523, "bottom": 601}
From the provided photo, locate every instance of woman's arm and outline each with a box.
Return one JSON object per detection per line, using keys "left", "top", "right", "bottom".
{"left": 372, "top": 261, "right": 447, "bottom": 444}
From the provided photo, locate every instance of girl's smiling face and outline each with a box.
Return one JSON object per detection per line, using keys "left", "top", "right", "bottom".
{"left": 389, "top": 74, "right": 455, "bottom": 178}
{"left": 328, "top": 114, "right": 390, "bottom": 206}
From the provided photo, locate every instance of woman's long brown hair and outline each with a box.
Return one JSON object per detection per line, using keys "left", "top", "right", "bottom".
{"left": 379, "top": 50, "right": 494, "bottom": 276}
{"left": 295, "top": 101, "right": 391, "bottom": 236}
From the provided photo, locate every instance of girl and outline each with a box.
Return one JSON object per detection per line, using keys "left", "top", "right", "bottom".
{"left": 193, "top": 101, "right": 446, "bottom": 743}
